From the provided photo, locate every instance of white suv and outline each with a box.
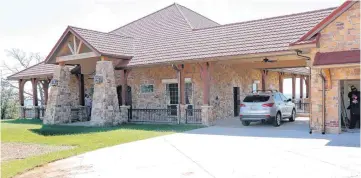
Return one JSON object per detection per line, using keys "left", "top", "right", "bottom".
{"left": 239, "top": 90, "right": 296, "bottom": 127}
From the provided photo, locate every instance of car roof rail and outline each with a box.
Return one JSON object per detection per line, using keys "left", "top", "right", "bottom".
{"left": 253, "top": 90, "right": 278, "bottom": 93}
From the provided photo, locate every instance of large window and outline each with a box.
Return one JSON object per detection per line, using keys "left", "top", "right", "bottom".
{"left": 166, "top": 83, "right": 178, "bottom": 116}
{"left": 140, "top": 84, "right": 154, "bottom": 93}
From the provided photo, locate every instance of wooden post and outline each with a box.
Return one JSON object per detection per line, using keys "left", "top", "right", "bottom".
{"left": 42, "top": 80, "right": 49, "bottom": 106}
{"left": 305, "top": 76, "right": 310, "bottom": 98}
{"left": 300, "top": 75, "right": 304, "bottom": 99}
{"left": 18, "top": 79, "right": 25, "bottom": 106}
{"left": 261, "top": 70, "right": 268, "bottom": 91}
{"left": 199, "top": 62, "right": 210, "bottom": 105}
{"left": 292, "top": 74, "right": 296, "bottom": 99}
{"left": 178, "top": 64, "right": 185, "bottom": 105}
{"left": 78, "top": 74, "right": 85, "bottom": 106}
{"left": 278, "top": 72, "right": 284, "bottom": 93}
{"left": 31, "top": 78, "right": 38, "bottom": 106}
{"left": 120, "top": 69, "right": 129, "bottom": 105}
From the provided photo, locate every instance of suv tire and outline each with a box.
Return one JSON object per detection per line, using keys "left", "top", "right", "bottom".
{"left": 242, "top": 120, "right": 250, "bottom": 126}
{"left": 273, "top": 112, "right": 281, "bottom": 127}
{"left": 289, "top": 109, "right": 296, "bottom": 122}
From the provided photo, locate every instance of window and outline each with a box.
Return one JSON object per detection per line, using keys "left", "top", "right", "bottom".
{"left": 243, "top": 95, "right": 270, "bottom": 102}
{"left": 166, "top": 83, "right": 178, "bottom": 104}
{"left": 274, "top": 93, "right": 282, "bottom": 102}
{"left": 185, "top": 83, "right": 193, "bottom": 104}
{"left": 140, "top": 84, "right": 154, "bottom": 93}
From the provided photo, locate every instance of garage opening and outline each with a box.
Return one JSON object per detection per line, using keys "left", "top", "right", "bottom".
{"left": 340, "top": 79, "right": 360, "bottom": 132}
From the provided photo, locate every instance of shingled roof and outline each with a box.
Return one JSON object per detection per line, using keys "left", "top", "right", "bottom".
{"left": 109, "top": 4, "right": 336, "bottom": 66}
{"left": 7, "top": 62, "right": 57, "bottom": 80}
{"left": 12, "top": 3, "right": 339, "bottom": 80}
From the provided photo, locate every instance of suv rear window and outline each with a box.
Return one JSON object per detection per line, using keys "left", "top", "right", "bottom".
{"left": 243, "top": 95, "right": 270, "bottom": 102}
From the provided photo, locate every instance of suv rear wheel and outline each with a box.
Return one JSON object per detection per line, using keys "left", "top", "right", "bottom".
{"left": 242, "top": 120, "right": 250, "bottom": 126}
{"left": 289, "top": 109, "right": 296, "bottom": 122}
{"left": 273, "top": 112, "right": 281, "bottom": 127}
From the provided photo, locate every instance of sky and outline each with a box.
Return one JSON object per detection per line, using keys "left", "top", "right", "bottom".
{"left": 0, "top": 0, "right": 342, "bottom": 95}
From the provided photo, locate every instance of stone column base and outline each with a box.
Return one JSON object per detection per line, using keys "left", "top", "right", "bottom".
{"left": 179, "top": 104, "right": 187, "bottom": 124}
{"left": 119, "top": 105, "right": 131, "bottom": 123}
{"left": 201, "top": 105, "right": 214, "bottom": 126}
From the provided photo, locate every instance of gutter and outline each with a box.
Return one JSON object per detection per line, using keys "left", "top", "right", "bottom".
{"left": 319, "top": 71, "right": 326, "bottom": 134}
{"left": 172, "top": 64, "right": 181, "bottom": 125}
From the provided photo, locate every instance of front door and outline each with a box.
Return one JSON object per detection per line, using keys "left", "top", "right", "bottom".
{"left": 233, "top": 87, "right": 240, "bottom": 116}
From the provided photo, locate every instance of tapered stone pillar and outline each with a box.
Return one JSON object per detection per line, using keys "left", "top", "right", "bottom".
{"left": 43, "top": 65, "right": 72, "bottom": 124}
{"left": 90, "top": 60, "right": 121, "bottom": 126}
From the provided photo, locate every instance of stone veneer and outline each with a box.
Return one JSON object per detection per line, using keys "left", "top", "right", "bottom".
{"left": 90, "top": 61, "right": 121, "bottom": 126}
{"left": 209, "top": 62, "right": 280, "bottom": 120}
{"left": 43, "top": 66, "right": 72, "bottom": 124}
{"left": 310, "top": 2, "right": 360, "bottom": 133}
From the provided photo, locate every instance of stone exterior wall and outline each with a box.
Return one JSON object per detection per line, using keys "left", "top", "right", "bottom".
{"left": 310, "top": 2, "right": 360, "bottom": 133}
{"left": 126, "top": 64, "right": 203, "bottom": 109}
{"left": 209, "top": 62, "right": 280, "bottom": 120}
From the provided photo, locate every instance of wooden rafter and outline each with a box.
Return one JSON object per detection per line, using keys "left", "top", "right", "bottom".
{"left": 56, "top": 52, "right": 98, "bottom": 63}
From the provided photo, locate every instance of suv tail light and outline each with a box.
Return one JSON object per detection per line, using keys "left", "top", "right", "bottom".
{"left": 262, "top": 103, "right": 274, "bottom": 107}
{"left": 240, "top": 104, "right": 246, "bottom": 107}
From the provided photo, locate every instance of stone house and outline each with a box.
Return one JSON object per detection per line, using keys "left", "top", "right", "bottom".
{"left": 8, "top": 1, "right": 360, "bottom": 133}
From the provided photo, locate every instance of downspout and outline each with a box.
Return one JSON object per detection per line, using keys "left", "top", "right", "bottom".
{"left": 172, "top": 64, "right": 181, "bottom": 124}
{"left": 319, "top": 71, "right": 326, "bottom": 134}
{"left": 295, "top": 50, "right": 311, "bottom": 60}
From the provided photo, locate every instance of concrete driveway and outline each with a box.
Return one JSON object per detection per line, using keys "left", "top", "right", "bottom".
{"left": 17, "top": 118, "right": 360, "bottom": 178}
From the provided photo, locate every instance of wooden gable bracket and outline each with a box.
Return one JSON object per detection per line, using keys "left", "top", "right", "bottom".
{"left": 67, "top": 35, "right": 83, "bottom": 55}
{"left": 322, "top": 68, "right": 332, "bottom": 89}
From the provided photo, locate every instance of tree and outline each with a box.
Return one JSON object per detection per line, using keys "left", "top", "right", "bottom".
{"left": 2, "top": 48, "right": 45, "bottom": 105}
{"left": 1, "top": 49, "right": 45, "bottom": 119}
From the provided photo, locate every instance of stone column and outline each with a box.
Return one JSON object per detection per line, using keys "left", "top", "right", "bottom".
{"left": 90, "top": 59, "right": 121, "bottom": 126}
{"left": 201, "top": 105, "right": 214, "bottom": 126}
{"left": 119, "top": 105, "right": 130, "bottom": 123}
{"left": 43, "top": 64, "right": 72, "bottom": 125}
{"left": 180, "top": 104, "right": 187, "bottom": 123}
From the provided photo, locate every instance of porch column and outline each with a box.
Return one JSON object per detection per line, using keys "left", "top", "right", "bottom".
{"left": 90, "top": 57, "right": 121, "bottom": 126}
{"left": 300, "top": 75, "right": 304, "bottom": 99}
{"left": 31, "top": 78, "right": 39, "bottom": 118}
{"left": 77, "top": 74, "right": 85, "bottom": 106}
{"left": 261, "top": 70, "right": 268, "bottom": 91}
{"left": 305, "top": 76, "right": 310, "bottom": 98}
{"left": 18, "top": 79, "right": 26, "bottom": 118}
{"left": 278, "top": 72, "right": 284, "bottom": 93}
{"left": 292, "top": 74, "right": 296, "bottom": 99}
{"left": 199, "top": 62, "right": 214, "bottom": 126}
{"left": 42, "top": 80, "right": 49, "bottom": 106}
{"left": 44, "top": 62, "right": 72, "bottom": 124}
{"left": 178, "top": 64, "right": 186, "bottom": 123}
{"left": 119, "top": 69, "right": 130, "bottom": 106}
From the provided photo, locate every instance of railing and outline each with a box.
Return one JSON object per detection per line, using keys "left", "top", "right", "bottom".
{"left": 185, "top": 109, "right": 202, "bottom": 124}
{"left": 19, "top": 106, "right": 46, "bottom": 119}
{"left": 70, "top": 106, "right": 89, "bottom": 122}
{"left": 295, "top": 102, "right": 310, "bottom": 113}
{"left": 128, "top": 109, "right": 178, "bottom": 123}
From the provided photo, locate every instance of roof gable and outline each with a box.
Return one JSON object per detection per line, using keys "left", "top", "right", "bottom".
{"left": 45, "top": 26, "right": 134, "bottom": 64}
{"left": 295, "top": 0, "right": 358, "bottom": 43}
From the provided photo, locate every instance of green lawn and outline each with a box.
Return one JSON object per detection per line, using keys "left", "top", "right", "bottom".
{"left": 1, "top": 119, "right": 201, "bottom": 178}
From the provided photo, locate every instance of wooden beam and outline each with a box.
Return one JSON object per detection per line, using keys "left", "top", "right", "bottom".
{"left": 278, "top": 72, "right": 284, "bottom": 93}
{"left": 226, "top": 60, "right": 307, "bottom": 69}
{"left": 322, "top": 68, "right": 332, "bottom": 89}
{"left": 73, "top": 36, "right": 77, "bottom": 54}
{"left": 77, "top": 41, "right": 83, "bottom": 54}
{"left": 41, "top": 80, "right": 49, "bottom": 106}
{"left": 292, "top": 74, "right": 296, "bottom": 99}
{"left": 199, "top": 62, "right": 211, "bottom": 105}
{"left": 56, "top": 52, "right": 98, "bottom": 62}
{"left": 67, "top": 43, "right": 75, "bottom": 55}
{"left": 261, "top": 70, "right": 268, "bottom": 91}
{"left": 300, "top": 75, "right": 304, "bottom": 98}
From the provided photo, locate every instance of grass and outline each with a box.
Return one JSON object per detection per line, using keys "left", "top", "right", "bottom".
{"left": 1, "top": 119, "right": 201, "bottom": 178}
